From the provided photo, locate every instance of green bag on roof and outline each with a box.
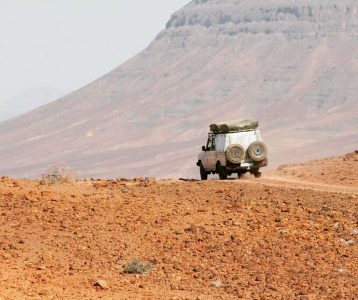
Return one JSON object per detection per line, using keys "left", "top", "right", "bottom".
{"left": 210, "top": 119, "right": 259, "bottom": 133}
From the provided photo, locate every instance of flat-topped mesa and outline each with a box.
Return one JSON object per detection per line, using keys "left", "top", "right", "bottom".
{"left": 166, "top": 0, "right": 358, "bottom": 35}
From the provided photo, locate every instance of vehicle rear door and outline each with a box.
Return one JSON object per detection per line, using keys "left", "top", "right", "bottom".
{"left": 202, "top": 136, "right": 216, "bottom": 171}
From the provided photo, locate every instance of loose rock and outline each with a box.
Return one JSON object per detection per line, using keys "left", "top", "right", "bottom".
{"left": 94, "top": 280, "right": 109, "bottom": 289}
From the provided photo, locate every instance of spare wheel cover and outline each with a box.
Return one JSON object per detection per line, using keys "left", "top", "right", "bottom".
{"left": 226, "top": 144, "right": 245, "bottom": 164}
{"left": 247, "top": 141, "right": 268, "bottom": 162}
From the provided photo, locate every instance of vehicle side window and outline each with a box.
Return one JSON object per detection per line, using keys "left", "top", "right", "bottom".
{"left": 206, "top": 136, "right": 215, "bottom": 151}
{"left": 211, "top": 137, "right": 216, "bottom": 150}
{"left": 206, "top": 138, "right": 211, "bottom": 151}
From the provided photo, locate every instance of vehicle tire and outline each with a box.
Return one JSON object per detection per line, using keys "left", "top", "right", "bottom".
{"left": 216, "top": 162, "right": 227, "bottom": 180}
{"left": 226, "top": 144, "right": 245, "bottom": 164}
{"left": 247, "top": 141, "right": 268, "bottom": 162}
{"left": 252, "top": 168, "right": 262, "bottom": 178}
{"left": 199, "top": 162, "right": 208, "bottom": 180}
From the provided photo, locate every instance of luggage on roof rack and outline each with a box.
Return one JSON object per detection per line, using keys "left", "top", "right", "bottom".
{"left": 209, "top": 119, "right": 258, "bottom": 133}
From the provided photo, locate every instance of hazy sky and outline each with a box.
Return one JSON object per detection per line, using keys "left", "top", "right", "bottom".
{"left": 0, "top": 0, "right": 190, "bottom": 119}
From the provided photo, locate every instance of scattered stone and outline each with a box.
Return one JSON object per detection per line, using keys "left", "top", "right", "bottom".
{"left": 94, "top": 279, "right": 109, "bottom": 289}
{"left": 38, "top": 290, "right": 49, "bottom": 296}
{"left": 179, "top": 178, "right": 199, "bottom": 182}
{"left": 337, "top": 238, "right": 355, "bottom": 247}
{"left": 41, "top": 190, "right": 52, "bottom": 197}
{"left": 267, "top": 284, "right": 278, "bottom": 291}
{"left": 12, "top": 181, "right": 20, "bottom": 187}
{"left": 2, "top": 253, "right": 11, "bottom": 260}
{"left": 23, "top": 194, "right": 37, "bottom": 202}
{"left": 145, "top": 177, "right": 156, "bottom": 183}
{"left": 0, "top": 176, "right": 9, "bottom": 182}
{"left": 133, "top": 177, "right": 144, "bottom": 182}
{"left": 210, "top": 280, "right": 222, "bottom": 287}
{"left": 351, "top": 229, "right": 358, "bottom": 236}
{"left": 92, "top": 182, "right": 108, "bottom": 189}
{"left": 185, "top": 224, "right": 198, "bottom": 234}
{"left": 333, "top": 222, "right": 340, "bottom": 230}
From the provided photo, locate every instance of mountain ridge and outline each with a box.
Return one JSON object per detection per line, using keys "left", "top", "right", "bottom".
{"left": 166, "top": 0, "right": 358, "bottom": 34}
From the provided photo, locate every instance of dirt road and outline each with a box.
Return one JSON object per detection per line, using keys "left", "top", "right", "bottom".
{"left": 0, "top": 152, "right": 357, "bottom": 299}
{"left": 250, "top": 175, "right": 358, "bottom": 195}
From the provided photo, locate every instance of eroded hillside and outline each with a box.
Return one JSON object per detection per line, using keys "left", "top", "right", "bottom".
{"left": 0, "top": 0, "right": 357, "bottom": 178}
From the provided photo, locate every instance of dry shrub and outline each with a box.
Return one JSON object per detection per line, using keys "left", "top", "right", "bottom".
{"left": 41, "top": 163, "right": 75, "bottom": 184}
{"left": 124, "top": 259, "right": 153, "bottom": 274}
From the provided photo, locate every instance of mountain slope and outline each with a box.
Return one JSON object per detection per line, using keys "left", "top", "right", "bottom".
{"left": 0, "top": 87, "right": 64, "bottom": 122}
{"left": 0, "top": 0, "right": 357, "bottom": 178}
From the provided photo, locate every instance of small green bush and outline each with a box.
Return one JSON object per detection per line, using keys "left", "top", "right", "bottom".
{"left": 124, "top": 259, "right": 153, "bottom": 274}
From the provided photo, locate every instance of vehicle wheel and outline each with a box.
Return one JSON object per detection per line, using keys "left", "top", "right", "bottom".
{"left": 226, "top": 144, "right": 245, "bottom": 164}
{"left": 199, "top": 162, "right": 208, "bottom": 180}
{"left": 216, "top": 162, "right": 227, "bottom": 180}
{"left": 247, "top": 141, "right": 268, "bottom": 162}
{"left": 253, "top": 169, "right": 262, "bottom": 178}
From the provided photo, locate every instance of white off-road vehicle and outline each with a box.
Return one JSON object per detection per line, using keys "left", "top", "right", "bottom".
{"left": 196, "top": 120, "right": 268, "bottom": 180}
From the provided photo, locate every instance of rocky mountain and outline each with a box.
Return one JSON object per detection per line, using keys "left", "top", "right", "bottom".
{"left": 0, "top": 0, "right": 357, "bottom": 178}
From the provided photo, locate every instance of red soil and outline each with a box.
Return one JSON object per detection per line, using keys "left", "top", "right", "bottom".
{"left": 0, "top": 153, "right": 357, "bottom": 299}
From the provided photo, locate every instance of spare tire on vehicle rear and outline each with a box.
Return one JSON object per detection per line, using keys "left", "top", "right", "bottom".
{"left": 226, "top": 144, "right": 245, "bottom": 164}
{"left": 247, "top": 141, "right": 268, "bottom": 162}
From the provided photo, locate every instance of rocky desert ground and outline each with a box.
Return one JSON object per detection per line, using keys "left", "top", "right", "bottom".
{"left": 0, "top": 151, "right": 357, "bottom": 299}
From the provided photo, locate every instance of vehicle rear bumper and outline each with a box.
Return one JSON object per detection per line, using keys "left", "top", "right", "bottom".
{"left": 226, "top": 158, "right": 268, "bottom": 171}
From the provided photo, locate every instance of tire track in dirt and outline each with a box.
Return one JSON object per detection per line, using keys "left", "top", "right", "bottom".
{"left": 244, "top": 175, "right": 358, "bottom": 195}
